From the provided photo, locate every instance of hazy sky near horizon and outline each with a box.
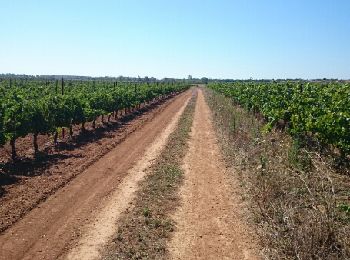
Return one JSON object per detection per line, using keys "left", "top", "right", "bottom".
{"left": 1, "top": 0, "right": 349, "bottom": 79}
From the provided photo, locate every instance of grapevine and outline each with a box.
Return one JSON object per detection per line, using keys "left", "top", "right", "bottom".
{"left": 208, "top": 81, "right": 350, "bottom": 156}
{"left": 0, "top": 79, "right": 189, "bottom": 159}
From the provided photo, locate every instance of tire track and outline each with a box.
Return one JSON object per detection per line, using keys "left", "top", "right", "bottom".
{"left": 168, "top": 89, "right": 260, "bottom": 260}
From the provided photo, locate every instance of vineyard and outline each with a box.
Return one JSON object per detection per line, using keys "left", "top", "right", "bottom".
{"left": 0, "top": 79, "right": 189, "bottom": 159}
{"left": 208, "top": 81, "right": 350, "bottom": 156}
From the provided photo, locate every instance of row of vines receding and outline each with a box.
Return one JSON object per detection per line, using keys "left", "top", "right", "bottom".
{"left": 0, "top": 78, "right": 190, "bottom": 160}
{"left": 208, "top": 81, "right": 350, "bottom": 159}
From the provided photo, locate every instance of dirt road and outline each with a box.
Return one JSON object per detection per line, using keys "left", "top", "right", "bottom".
{"left": 168, "top": 89, "right": 260, "bottom": 259}
{"left": 0, "top": 91, "right": 191, "bottom": 260}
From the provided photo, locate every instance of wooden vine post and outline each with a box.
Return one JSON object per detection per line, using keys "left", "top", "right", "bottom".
{"left": 61, "top": 77, "right": 65, "bottom": 139}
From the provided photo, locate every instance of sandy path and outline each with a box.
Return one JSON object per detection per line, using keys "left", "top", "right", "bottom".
{"left": 0, "top": 91, "right": 191, "bottom": 260}
{"left": 168, "top": 89, "right": 260, "bottom": 260}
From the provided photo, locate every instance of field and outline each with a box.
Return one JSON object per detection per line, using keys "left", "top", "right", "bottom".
{"left": 0, "top": 79, "right": 189, "bottom": 160}
{"left": 209, "top": 81, "right": 350, "bottom": 157}
{"left": 0, "top": 80, "right": 349, "bottom": 260}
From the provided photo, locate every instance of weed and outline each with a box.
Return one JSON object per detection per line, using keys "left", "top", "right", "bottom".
{"left": 143, "top": 207, "right": 151, "bottom": 218}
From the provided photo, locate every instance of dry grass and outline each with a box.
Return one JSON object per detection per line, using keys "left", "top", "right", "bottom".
{"left": 103, "top": 90, "right": 197, "bottom": 260}
{"left": 204, "top": 88, "right": 350, "bottom": 260}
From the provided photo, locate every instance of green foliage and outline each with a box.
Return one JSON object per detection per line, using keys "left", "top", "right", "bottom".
{"left": 208, "top": 81, "right": 350, "bottom": 155}
{"left": 0, "top": 99, "right": 5, "bottom": 146}
{"left": 338, "top": 203, "right": 350, "bottom": 214}
{"left": 0, "top": 79, "right": 190, "bottom": 152}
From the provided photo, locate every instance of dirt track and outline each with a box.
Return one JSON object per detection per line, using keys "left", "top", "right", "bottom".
{"left": 0, "top": 95, "right": 184, "bottom": 233}
{"left": 168, "top": 89, "right": 260, "bottom": 259}
{"left": 0, "top": 91, "right": 191, "bottom": 260}
{"left": 0, "top": 88, "right": 260, "bottom": 260}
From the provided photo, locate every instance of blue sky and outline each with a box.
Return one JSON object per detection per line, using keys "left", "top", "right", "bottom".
{"left": 1, "top": 0, "right": 349, "bottom": 79}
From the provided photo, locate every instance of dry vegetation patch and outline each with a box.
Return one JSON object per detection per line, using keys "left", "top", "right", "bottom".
{"left": 204, "top": 88, "right": 350, "bottom": 260}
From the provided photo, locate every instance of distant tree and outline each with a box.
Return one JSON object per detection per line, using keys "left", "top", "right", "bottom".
{"left": 201, "top": 77, "right": 209, "bottom": 84}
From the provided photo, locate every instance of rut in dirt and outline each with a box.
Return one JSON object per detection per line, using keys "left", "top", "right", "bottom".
{"left": 0, "top": 91, "right": 191, "bottom": 260}
{"left": 168, "top": 89, "right": 261, "bottom": 260}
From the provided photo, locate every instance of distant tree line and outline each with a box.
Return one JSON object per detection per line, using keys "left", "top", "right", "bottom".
{"left": 0, "top": 74, "right": 347, "bottom": 84}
